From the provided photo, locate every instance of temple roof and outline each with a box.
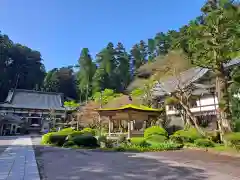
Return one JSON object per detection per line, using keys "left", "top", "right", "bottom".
{"left": 152, "top": 58, "right": 240, "bottom": 97}
{"left": 0, "top": 89, "right": 65, "bottom": 111}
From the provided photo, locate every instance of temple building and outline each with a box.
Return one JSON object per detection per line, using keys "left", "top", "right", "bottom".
{"left": 151, "top": 58, "right": 240, "bottom": 131}
{"left": 0, "top": 89, "right": 66, "bottom": 135}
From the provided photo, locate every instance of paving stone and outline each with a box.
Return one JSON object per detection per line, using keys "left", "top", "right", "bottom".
{"left": 0, "top": 136, "right": 40, "bottom": 180}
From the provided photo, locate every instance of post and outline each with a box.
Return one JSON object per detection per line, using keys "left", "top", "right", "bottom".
{"left": 127, "top": 113, "right": 132, "bottom": 139}
{"left": 108, "top": 116, "right": 112, "bottom": 137}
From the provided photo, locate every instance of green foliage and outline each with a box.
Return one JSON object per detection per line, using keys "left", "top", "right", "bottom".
{"left": 97, "top": 135, "right": 107, "bottom": 143}
{"left": 194, "top": 138, "right": 215, "bottom": 147}
{"left": 72, "top": 135, "right": 99, "bottom": 148}
{"left": 117, "top": 135, "right": 127, "bottom": 144}
{"left": 41, "top": 133, "right": 52, "bottom": 145}
{"left": 131, "top": 88, "right": 144, "bottom": 97}
{"left": 144, "top": 126, "right": 168, "bottom": 138}
{"left": 67, "top": 131, "right": 84, "bottom": 140}
{"left": 188, "top": 0, "right": 240, "bottom": 68}
{"left": 60, "top": 128, "right": 74, "bottom": 132}
{"left": 113, "top": 142, "right": 183, "bottom": 152}
{"left": 48, "top": 134, "right": 68, "bottom": 146}
{"left": 81, "top": 127, "right": 96, "bottom": 136}
{"left": 146, "top": 135, "right": 168, "bottom": 144}
{"left": 64, "top": 101, "right": 79, "bottom": 108}
{"left": 130, "top": 138, "right": 151, "bottom": 147}
{"left": 92, "top": 88, "right": 123, "bottom": 105}
{"left": 170, "top": 128, "right": 203, "bottom": 143}
{"left": 224, "top": 132, "right": 240, "bottom": 149}
{"left": 62, "top": 141, "right": 76, "bottom": 148}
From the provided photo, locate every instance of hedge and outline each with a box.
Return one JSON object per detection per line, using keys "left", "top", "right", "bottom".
{"left": 144, "top": 126, "right": 168, "bottom": 138}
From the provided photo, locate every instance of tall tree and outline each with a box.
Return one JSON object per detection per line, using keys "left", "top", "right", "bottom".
{"left": 0, "top": 32, "right": 46, "bottom": 101}
{"left": 130, "top": 44, "right": 143, "bottom": 70}
{"left": 92, "top": 42, "right": 117, "bottom": 92}
{"left": 188, "top": 0, "right": 240, "bottom": 134}
{"left": 115, "top": 42, "right": 131, "bottom": 91}
{"left": 154, "top": 32, "right": 171, "bottom": 56}
{"left": 77, "top": 48, "right": 96, "bottom": 101}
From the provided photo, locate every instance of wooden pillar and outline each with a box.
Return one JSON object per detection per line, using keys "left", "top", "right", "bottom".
{"left": 127, "top": 113, "right": 132, "bottom": 139}
{"left": 0, "top": 124, "right": 3, "bottom": 136}
{"left": 108, "top": 116, "right": 112, "bottom": 136}
{"left": 10, "top": 124, "right": 13, "bottom": 135}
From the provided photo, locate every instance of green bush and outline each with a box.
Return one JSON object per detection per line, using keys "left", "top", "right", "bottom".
{"left": 206, "top": 131, "right": 219, "bottom": 143}
{"left": 73, "top": 135, "right": 99, "bottom": 148}
{"left": 113, "top": 142, "right": 183, "bottom": 152}
{"left": 170, "top": 128, "right": 203, "bottom": 143}
{"left": 194, "top": 138, "right": 215, "bottom": 147}
{"left": 62, "top": 141, "right": 76, "bottom": 148}
{"left": 81, "top": 128, "right": 96, "bottom": 136}
{"left": 60, "top": 128, "right": 74, "bottom": 132}
{"left": 49, "top": 134, "right": 68, "bottom": 146}
{"left": 67, "top": 131, "right": 83, "bottom": 140}
{"left": 146, "top": 135, "right": 168, "bottom": 143}
{"left": 105, "top": 139, "right": 117, "bottom": 148}
{"left": 144, "top": 126, "right": 168, "bottom": 138}
{"left": 41, "top": 133, "right": 52, "bottom": 144}
{"left": 224, "top": 132, "right": 240, "bottom": 149}
{"left": 130, "top": 137, "right": 150, "bottom": 147}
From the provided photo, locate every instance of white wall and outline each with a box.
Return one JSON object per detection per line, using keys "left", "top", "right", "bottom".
{"left": 166, "top": 95, "right": 218, "bottom": 115}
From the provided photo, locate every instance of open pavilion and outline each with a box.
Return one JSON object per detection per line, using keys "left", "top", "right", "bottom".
{"left": 96, "top": 104, "right": 162, "bottom": 139}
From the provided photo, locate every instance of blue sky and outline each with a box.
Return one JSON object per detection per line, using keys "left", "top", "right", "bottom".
{"left": 1, "top": 0, "right": 205, "bottom": 71}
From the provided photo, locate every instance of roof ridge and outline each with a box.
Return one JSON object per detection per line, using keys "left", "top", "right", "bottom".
{"left": 10, "top": 89, "right": 64, "bottom": 96}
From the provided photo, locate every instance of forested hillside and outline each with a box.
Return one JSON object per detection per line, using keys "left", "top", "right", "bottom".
{"left": 0, "top": 0, "right": 239, "bottom": 103}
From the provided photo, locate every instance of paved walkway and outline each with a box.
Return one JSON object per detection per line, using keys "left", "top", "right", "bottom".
{"left": 32, "top": 136, "right": 240, "bottom": 180}
{"left": 0, "top": 136, "right": 40, "bottom": 180}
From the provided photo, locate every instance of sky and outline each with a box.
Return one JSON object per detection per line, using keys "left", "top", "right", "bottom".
{"left": 0, "top": 0, "right": 205, "bottom": 71}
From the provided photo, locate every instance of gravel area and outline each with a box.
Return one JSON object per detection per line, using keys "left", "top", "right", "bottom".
{"left": 31, "top": 136, "right": 240, "bottom": 180}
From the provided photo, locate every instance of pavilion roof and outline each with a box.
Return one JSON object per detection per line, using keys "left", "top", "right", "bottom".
{"left": 96, "top": 104, "right": 162, "bottom": 113}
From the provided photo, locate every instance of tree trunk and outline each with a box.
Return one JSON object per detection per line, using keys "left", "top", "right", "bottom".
{"left": 215, "top": 68, "right": 232, "bottom": 133}
{"left": 178, "top": 100, "right": 205, "bottom": 136}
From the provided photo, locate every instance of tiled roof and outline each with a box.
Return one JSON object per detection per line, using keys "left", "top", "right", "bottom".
{"left": 152, "top": 58, "right": 240, "bottom": 97}
{"left": 0, "top": 89, "right": 65, "bottom": 111}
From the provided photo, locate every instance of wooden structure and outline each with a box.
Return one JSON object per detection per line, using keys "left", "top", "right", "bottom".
{"left": 96, "top": 104, "right": 162, "bottom": 139}
{"left": 0, "top": 89, "right": 66, "bottom": 135}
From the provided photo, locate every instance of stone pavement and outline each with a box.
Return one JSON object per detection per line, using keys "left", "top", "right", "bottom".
{"left": 0, "top": 136, "right": 40, "bottom": 180}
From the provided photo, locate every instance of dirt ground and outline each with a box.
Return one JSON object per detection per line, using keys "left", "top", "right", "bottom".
{"left": 31, "top": 136, "right": 240, "bottom": 180}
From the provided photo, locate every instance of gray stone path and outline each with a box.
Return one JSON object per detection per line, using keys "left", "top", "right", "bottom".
{"left": 0, "top": 136, "right": 40, "bottom": 180}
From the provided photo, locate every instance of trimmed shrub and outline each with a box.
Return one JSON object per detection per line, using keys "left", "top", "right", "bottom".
{"left": 62, "top": 141, "right": 76, "bottom": 148}
{"left": 67, "top": 131, "right": 83, "bottom": 140}
{"left": 73, "top": 135, "right": 99, "bottom": 148}
{"left": 224, "top": 132, "right": 240, "bottom": 149}
{"left": 194, "top": 138, "right": 215, "bottom": 147}
{"left": 170, "top": 128, "right": 203, "bottom": 143}
{"left": 81, "top": 128, "right": 96, "bottom": 136}
{"left": 49, "top": 134, "right": 67, "bottom": 146}
{"left": 113, "top": 142, "right": 183, "bottom": 152}
{"left": 130, "top": 137, "right": 150, "bottom": 147}
{"left": 60, "top": 128, "right": 74, "bottom": 132}
{"left": 41, "top": 133, "right": 52, "bottom": 144}
{"left": 144, "top": 126, "right": 168, "bottom": 138}
{"left": 146, "top": 135, "right": 168, "bottom": 143}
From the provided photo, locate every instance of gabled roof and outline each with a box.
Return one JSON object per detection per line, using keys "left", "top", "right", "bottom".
{"left": 96, "top": 104, "right": 162, "bottom": 113}
{"left": 0, "top": 89, "right": 65, "bottom": 111}
{"left": 152, "top": 58, "right": 240, "bottom": 97}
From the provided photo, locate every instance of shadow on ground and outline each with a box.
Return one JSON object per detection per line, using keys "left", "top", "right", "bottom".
{"left": 31, "top": 137, "right": 208, "bottom": 180}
